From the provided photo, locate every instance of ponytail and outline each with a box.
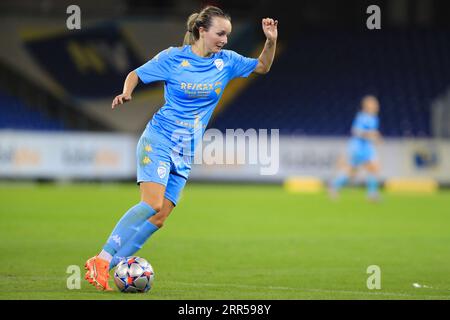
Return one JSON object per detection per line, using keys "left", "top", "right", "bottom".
{"left": 183, "top": 13, "right": 199, "bottom": 45}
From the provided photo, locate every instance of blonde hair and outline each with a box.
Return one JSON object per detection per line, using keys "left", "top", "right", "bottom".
{"left": 183, "top": 6, "right": 231, "bottom": 46}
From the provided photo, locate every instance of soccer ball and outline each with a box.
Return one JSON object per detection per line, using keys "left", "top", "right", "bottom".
{"left": 113, "top": 256, "right": 155, "bottom": 293}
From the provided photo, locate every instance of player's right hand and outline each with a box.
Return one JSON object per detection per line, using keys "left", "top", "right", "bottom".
{"left": 112, "top": 94, "right": 132, "bottom": 109}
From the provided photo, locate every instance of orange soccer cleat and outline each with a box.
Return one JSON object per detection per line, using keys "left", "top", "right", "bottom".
{"left": 84, "top": 256, "right": 113, "bottom": 291}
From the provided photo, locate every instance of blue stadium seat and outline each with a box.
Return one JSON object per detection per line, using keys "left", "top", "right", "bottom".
{"left": 0, "top": 91, "right": 65, "bottom": 130}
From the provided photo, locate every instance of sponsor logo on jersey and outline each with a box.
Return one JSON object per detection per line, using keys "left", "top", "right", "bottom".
{"left": 181, "top": 82, "right": 213, "bottom": 90}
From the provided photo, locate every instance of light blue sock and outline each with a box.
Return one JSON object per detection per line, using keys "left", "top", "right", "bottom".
{"left": 332, "top": 173, "right": 349, "bottom": 191}
{"left": 109, "top": 220, "right": 159, "bottom": 270}
{"left": 367, "top": 174, "right": 379, "bottom": 196}
{"left": 102, "top": 202, "right": 156, "bottom": 256}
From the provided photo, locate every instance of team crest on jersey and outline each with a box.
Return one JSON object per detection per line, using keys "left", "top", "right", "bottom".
{"left": 157, "top": 166, "right": 167, "bottom": 179}
{"left": 214, "top": 59, "right": 224, "bottom": 71}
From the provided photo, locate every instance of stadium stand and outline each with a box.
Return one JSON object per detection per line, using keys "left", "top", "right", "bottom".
{"left": 1, "top": 27, "right": 449, "bottom": 136}
{"left": 211, "top": 30, "right": 450, "bottom": 137}
{"left": 0, "top": 59, "right": 112, "bottom": 132}
{"left": 0, "top": 90, "right": 65, "bottom": 130}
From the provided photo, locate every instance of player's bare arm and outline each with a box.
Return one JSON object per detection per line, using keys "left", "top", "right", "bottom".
{"left": 254, "top": 18, "right": 278, "bottom": 74}
{"left": 112, "top": 71, "right": 139, "bottom": 109}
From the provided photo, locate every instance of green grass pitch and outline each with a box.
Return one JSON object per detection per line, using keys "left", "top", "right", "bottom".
{"left": 0, "top": 183, "right": 449, "bottom": 300}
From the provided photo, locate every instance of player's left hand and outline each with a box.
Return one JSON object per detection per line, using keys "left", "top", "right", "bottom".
{"left": 262, "top": 18, "right": 278, "bottom": 42}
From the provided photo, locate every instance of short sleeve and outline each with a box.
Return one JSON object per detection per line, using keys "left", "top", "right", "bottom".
{"left": 228, "top": 50, "right": 258, "bottom": 79}
{"left": 135, "top": 48, "right": 173, "bottom": 84}
{"left": 373, "top": 117, "right": 379, "bottom": 130}
{"left": 352, "top": 113, "right": 365, "bottom": 132}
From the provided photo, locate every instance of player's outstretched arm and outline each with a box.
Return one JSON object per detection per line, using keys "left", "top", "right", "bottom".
{"left": 112, "top": 71, "right": 139, "bottom": 109}
{"left": 254, "top": 18, "right": 278, "bottom": 75}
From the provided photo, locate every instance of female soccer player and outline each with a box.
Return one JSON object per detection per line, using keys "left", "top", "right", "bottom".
{"left": 329, "top": 95, "right": 382, "bottom": 201}
{"left": 85, "top": 6, "right": 278, "bottom": 291}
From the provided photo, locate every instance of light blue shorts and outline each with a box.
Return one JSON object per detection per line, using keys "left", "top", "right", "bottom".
{"left": 348, "top": 140, "right": 376, "bottom": 167}
{"left": 136, "top": 127, "right": 192, "bottom": 206}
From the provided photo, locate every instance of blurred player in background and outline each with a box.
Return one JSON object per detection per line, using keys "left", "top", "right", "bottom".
{"left": 84, "top": 6, "right": 278, "bottom": 291}
{"left": 329, "top": 95, "right": 382, "bottom": 201}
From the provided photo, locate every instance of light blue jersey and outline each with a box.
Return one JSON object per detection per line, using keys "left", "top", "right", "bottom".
{"left": 136, "top": 45, "right": 258, "bottom": 152}
{"left": 134, "top": 45, "right": 258, "bottom": 204}
{"left": 348, "top": 111, "right": 379, "bottom": 166}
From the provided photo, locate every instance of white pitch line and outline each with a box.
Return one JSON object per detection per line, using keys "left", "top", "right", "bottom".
{"left": 165, "top": 281, "right": 450, "bottom": 299}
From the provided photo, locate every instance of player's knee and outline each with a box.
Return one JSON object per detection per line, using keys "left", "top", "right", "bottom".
{"left": 142, "top": 199, "right": 163, "bottom": 213}
{"left": 139, "top": 182, "right": 166, "bottom": 213}
{"left": 348, "top": 169, "right": 357, "bottom": 178}
{"left": 152, "top": 202, "right": 163, "bottom": 213}
{"left": 367, "top": 163, "right": 379, "bottom": 173}
{"left": 149, "top": 213, "right": 166, "bottom": 228}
